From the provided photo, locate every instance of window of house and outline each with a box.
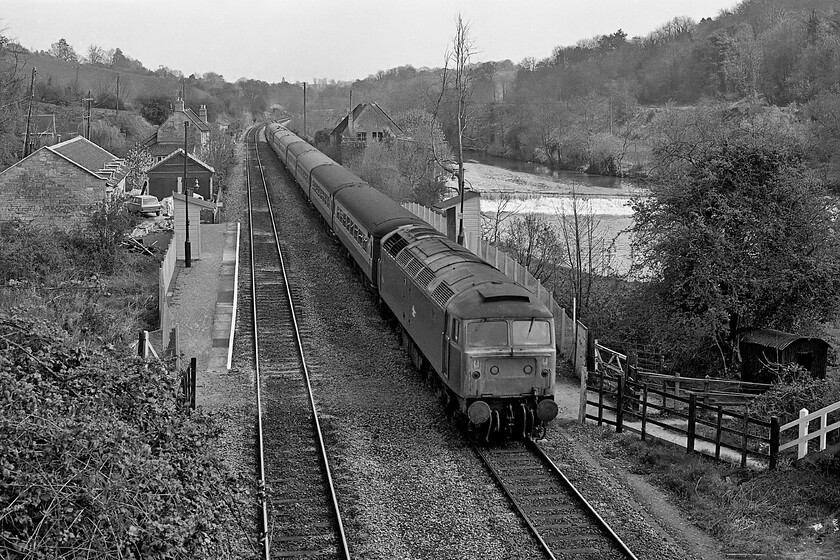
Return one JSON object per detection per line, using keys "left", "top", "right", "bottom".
{"left": 373, "top": 131, "right": 384, "bottom": 141}
{"left": 356, "top": 132, "right": 367, "bottom": 142}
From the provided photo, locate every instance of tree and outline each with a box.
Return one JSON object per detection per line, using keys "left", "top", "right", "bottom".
{"left": 124, "top": 143, "right": 154, "bottom": 193}
{"left": 631, "top": 143, "right": 840, "bottom": 373}
{"left": 433, "top": 14, "right": 475, "bottom": 244}
{"left": 136, "top": 92, "right": 172, "bottom": 126}
{"left": 86, "top": 44, "right": 106, "bottom": 65}
{"left": 48, "top": 38, "right": 77, "bottom": 62}
{"left": 0, "top": 32, "right": 26, "bottom": 168}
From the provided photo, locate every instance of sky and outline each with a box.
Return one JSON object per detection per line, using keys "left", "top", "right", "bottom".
{"left": 3, "top": 0, "right": 742, "bottom": 84}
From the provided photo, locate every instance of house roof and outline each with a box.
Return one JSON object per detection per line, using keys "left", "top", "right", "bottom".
{"left": 31, "top": 114, "right": 56, "bottom": 135}
{"left": 184, "top": 107, "right": 211, "bottom": 132}
{"left": 434, "top": 190, "right": 480, "bottom": 211}
{"left": 46, "top": 136, "right": 129, "bottom": 187}
{"left": 740, "top": 328, "right": 830, "bottom": 351}
{"left": 330, "top": 102, "right": 404, "bottom": 137}
{"left": 147, "top": 148, "right": 215, "bottom": 174}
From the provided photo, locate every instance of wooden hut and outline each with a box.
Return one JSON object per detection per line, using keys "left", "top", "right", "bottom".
{"left": 433, "top": 190, "right": 481, "bottom": 244}
{"left": 739, "top": 329, "right": 829, "bottom": 383}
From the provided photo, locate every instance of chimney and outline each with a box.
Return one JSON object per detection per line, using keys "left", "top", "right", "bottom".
{"left": 199, "top": 104, "right": 208, "bottom": 123}
{"left": 174, "top": 93, "right": 185, "bottom": 112}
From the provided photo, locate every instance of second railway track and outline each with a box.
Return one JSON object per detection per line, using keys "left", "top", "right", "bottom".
{"left": 476, "top": 439, "right": 639, "bottom": 560}
{"left": 246, "top": 125, "right": 351, "bottom": 560}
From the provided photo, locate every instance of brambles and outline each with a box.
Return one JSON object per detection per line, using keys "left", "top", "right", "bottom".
{"left": 0, "top": 312, "right": 257, "bottom": 558}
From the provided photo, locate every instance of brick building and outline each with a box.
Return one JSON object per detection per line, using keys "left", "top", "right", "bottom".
{"left": 0, "top": 135, "right": 128, "bottom": 228}
{"left": 147, "top": 148, "right": 215, "bottom": 201}
{"left": 330, "top": 102, "right": 403, "bottom": 145}
{"left": 141, "top": 95, "right": 211, "bottom": 162}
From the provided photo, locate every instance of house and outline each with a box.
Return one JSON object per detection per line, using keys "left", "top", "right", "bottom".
{"left": 739, "top": 328, "right": 830, "bottom": 383}
{"left": 141, "top": 95, "right": 211, "bottom": 162}
{"left": 433, "top": 190, "right": 481, "bottom": 244}
{"left": 330, "top": 102, "right": 403, "bottom": 145}
{"left": 146, "top": 148, "right": 215, "bottom": 201}
{"left": 0, "top": 135, "right": 128, "bottom": 228}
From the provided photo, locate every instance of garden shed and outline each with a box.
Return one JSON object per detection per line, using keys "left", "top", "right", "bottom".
{"left": 739, "top": 328, "right": 829, "bottom": 383}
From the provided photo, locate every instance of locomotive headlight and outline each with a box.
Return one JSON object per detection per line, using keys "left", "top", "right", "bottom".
{"left": 541, "top": 369, "right": 550, "bottom": 377}
{"left": 471, "top": 370, "right": 481, "bottom": 379}
{"left": 489, "top": 365, "right": 499, "bottom": 375}
{"left": 523, "top": 365, "right": 533, "bottom": 374}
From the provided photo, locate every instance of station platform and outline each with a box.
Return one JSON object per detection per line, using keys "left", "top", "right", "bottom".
{"left": 166, "top": 222, "right": 242, "bottom": 409}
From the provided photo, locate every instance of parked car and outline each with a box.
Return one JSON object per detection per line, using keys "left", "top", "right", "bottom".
{"left": 126, "top": 195, "right": 161, "bottom": 216}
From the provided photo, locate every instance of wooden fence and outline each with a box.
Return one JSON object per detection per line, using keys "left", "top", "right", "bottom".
{"left": 779, "top": 401, "right": 840, "bottom": 460}
{"left": 587, "top": 367, "right": 780, "bottom": 469}
{"left": 158, "top": 235, "right": 177, "bottom": 339}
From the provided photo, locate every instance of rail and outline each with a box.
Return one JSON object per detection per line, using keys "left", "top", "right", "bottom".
{"left": 779, "top": 401, "right": 840, "bottom": 460}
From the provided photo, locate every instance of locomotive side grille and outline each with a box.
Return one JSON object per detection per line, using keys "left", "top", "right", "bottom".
{"left": 416, "top": 266, "right": 435, "bottom": 287}
{"left": 397, "top": 250, "right": 413, "bottom": 266}
{"left": 406, "top": 256, "right": 423, "bottom": 276}
{"left": 431, "top": 283, "right": 455, "bottom": 307}
{"left": 384, "top": 234, "right": 408, "bottom": 257}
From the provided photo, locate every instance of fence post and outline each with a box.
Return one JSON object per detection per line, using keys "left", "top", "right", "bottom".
{"left": 641, "top": 384, "right": 648, "bottom": 441}
{"left": 715, "top": 406, "right": 723, "bottom": 460}
{"left": 769, "top": 416, "right": 780, "bottom": 470}
{"left": 190, "top": 357, "right": 197, "bottom": 410}
{"left": 740, "top": 413, "right": 749, "bottom": 468}
{"left": 674, "top": 372, "right": 681, "bottom": 409}
{"left": 616, "top": 375, "right": 625, "bottom": 434}
{"left": 597, "top": 367, "right": 605, "bottom": 427}
{"left": 137, "top": 330, "right": 145, "bottom": 358}
{"left": 687, "top": 393, "right": 697, "bottom": 454}
{"left": 797, "top": 408, "right": 809, "bottom": 459}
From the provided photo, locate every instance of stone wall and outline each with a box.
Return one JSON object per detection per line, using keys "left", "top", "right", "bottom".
{"left": 0, "top": 151, "right": 104, "bottom": 228}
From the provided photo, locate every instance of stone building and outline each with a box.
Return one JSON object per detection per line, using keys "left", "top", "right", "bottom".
{"left": 330, "top": 102, "right": 403, "bottom": 145}
{"left": 141, "top": 95, "right": 211, "bottom": 162}
{"left": 0, "top": 135, "right": 128, "bottom": 228}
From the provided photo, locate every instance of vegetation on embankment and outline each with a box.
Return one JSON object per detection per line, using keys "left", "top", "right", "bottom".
{"left": 0, "top": 204, "right": 257, "bottom": 559}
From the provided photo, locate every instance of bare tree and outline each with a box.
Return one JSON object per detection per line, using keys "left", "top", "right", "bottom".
{"left": 86, "top": 44, "right": 106, "bottom": 66}
{"left": 430, "top": 14, "right": 475, "bottom": 244}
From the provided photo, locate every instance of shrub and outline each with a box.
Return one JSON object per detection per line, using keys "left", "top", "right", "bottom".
{"left": 0, "top": 311, "right": 256, "bottom": 558}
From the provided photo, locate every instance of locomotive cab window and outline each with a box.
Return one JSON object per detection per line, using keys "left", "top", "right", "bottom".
{"left": 450, "top": 318, "right": 461, "bottom": 343}
{"left": 511, "top": 319, "right": 552, "bottom": 345}
{"left": 467, "top": 320, "right": 508, "bottom": 347}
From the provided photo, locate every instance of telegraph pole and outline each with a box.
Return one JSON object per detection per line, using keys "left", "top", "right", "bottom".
{"left": 115, "top": 74, "right": 120, "bottom": 118}
{"left": 22, "top": 67, "right": 36, "bottom": 157}
{"left": 183, "top": 121, "right": 191, "bottom": 268}
{"left": 303, "top": 82, "right": 307, "bottom": 140}
{"left": 83, "top": 90, "right": 93, "bottom": 139}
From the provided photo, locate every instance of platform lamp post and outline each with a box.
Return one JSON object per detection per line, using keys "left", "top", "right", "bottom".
{"left": 183, "top": 121, "right": 191, "bottom": 268}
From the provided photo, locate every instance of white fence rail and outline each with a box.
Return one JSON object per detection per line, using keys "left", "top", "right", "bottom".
{"left": 403, "top": 202, "right": 577, "bottom": 363}
{"left": 779, "top": 401, "right": 840, "bottom": 460}
{"left": 158, "top": 236, "right": 177, "bottom": 341}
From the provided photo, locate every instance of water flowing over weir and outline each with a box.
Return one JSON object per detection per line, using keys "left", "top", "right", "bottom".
{"left": 458, "top": 158, "right": 646, "bottom": 276}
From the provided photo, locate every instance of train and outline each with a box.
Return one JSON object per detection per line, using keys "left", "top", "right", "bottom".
{"left": 263, "top": 123, "right": 558, "bottom": 439}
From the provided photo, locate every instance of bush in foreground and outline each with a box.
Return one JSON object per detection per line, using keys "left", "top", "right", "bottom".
{"left": 0, "top": 311, "right": 257, "bottom": 558}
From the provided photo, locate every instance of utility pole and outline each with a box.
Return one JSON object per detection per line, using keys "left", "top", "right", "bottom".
{"left": 303, "top": 82, "right": 307, "bottom": 140}
{"left": 22, "top": 67, "right": 36, "bottom": 157}
{"left": 183, "top": 121, "right": 191, "bottom": 268}
{"left": 115, "top": 74, "right": 120, "bottom": 118}
{"left": 83, "top": 90, "right": 93, "bottom": 139}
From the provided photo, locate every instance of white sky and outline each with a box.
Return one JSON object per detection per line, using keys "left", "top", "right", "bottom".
{"left": 3, "top": 0, "right": 741, "bottom": 83}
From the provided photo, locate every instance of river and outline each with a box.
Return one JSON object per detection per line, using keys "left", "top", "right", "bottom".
{"left": 460, "top": 151, "right": 645, "bottom": 275}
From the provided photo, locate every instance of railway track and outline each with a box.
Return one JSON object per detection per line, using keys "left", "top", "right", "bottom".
{"left": 246, "top": 125, "right": 351, "bottom": 560}
{"left": 476, "top": 440, "right": 639, "bottom": 560}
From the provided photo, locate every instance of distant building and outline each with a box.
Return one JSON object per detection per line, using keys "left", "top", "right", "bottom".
{"left": 739, "top": 328, "right": 830, "bottom": 383}
{"left": 0, "top": 136, "right": 128, "bottom": 228}
{"left": 141, "top": 95, "right": 211, "bottom": 162}
{"left": 330, "top": 102, "right": 403, "bottom": 146}
{"left": 146, "top": 148, "right": 215, "bottom": 201}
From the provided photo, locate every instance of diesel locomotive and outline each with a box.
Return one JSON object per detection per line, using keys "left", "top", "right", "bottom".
{"left": 264, "top": 122, "right": 558, "bottom": 438}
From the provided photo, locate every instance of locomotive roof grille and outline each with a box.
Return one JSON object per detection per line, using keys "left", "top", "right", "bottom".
{"left": 431, "top": 283, "right": 455, "bottom": 307}
{"left": 406, "top": 256, "right": 423, "bottom": 276}
{"left": 384, "top": 234, "right": 408, "bottom": 257}
{"left": 416, "top": 266, "right": 435, "bottom": 287}
{"left": 396, "top": 250, "right": 413, "bottom": 266}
